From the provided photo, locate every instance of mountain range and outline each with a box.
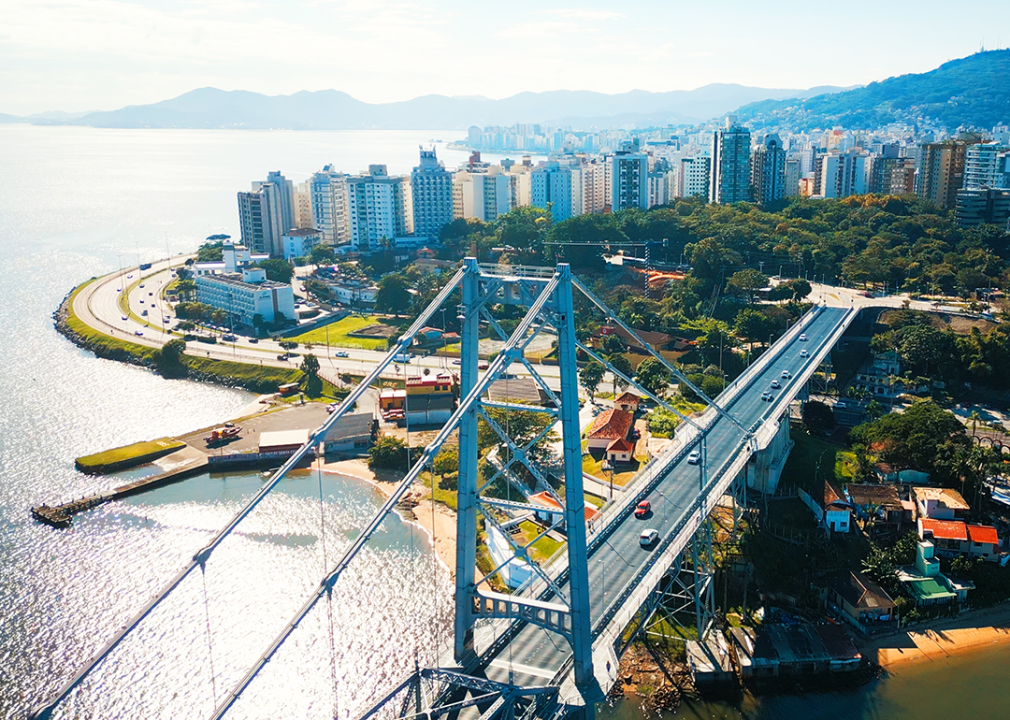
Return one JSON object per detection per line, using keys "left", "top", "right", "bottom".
{"left": 4, "top": 84, "right": 853, "bottom": 131}
{"left": 735, "top": 50, "right": 1010, "bottom": 131}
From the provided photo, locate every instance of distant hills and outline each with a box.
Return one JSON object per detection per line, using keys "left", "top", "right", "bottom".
{"left": 736, "top": 50, "right": 1010, "bottom": 131}
{"left": 6, "top": 84, "right": 853, "bottom": 131}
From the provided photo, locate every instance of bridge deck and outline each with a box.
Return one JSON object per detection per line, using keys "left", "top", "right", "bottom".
{"left": 470, "top": 306, "right": 852, "bottom": 692}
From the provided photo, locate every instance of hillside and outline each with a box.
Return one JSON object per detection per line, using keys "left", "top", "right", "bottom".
{"left": 736, "top": 50, "right": 1010, "bottom": 131}
{"left": 20, "top": 84, "right": 850, "bottom": 131}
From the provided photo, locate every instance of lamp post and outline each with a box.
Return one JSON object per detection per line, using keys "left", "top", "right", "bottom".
{"left": 601, "top": 459, "right": 614, "bottom": 502}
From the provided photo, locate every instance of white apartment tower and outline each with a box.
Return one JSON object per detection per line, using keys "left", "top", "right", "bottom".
{"left": 454, "top": 168, "right": 512, "bottom": 222}
{"left": 964, "top": 143, "right": 1010, "bottom": 189}
{"left": 610, "top": 141, "right": 650, "bottom": 211}
{"left": 679, "top": 156, "right": 711, "bottom": 199}
{"left": 819, "top": 150, "right": 869, "bottom": 198}
{"left": 410, "top": 148, "right": 454, "bottom": 240}
{"left": 347, "top": 165, "right": 412, "bottom": 252}
{"left": 310, "top": 165, "right": 351, "bottom": 245}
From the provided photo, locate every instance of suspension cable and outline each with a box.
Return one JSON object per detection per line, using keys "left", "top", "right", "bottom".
{"left": 200, "top": 564, "right": 218, "bottom": 709}
{"left": 318, "top": 459, "right": 339, "bottom": 720}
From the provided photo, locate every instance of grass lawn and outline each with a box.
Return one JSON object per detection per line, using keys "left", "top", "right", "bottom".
{"left": 779, "top": 428, "right": 856, "bottom": 493}
{"left": 289, "top": 315, "right": 395, "bottom": 351}
{"left": 419, "top": 471, "right": 458, "bottom": 511}
{"left": 517, "top": 520, "right": 563, "bottom": 562}
{"left": 582, "top": 449, "right": 642, "bottom": 486}
{"left": 76, "top": 438, "right": 185, "bottom": 473}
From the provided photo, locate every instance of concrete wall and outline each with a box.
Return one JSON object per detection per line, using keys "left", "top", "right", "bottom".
{"left": 743, "top": 417, "right": 793, "bottom": 494}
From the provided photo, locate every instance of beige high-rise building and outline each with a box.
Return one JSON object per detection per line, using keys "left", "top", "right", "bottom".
{"left": 916, "top": 141, "right": 968, "bottom": 210}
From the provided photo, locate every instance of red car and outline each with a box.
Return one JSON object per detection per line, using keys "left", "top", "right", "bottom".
{"left": 634, "top": 500, "right": 651, "bottom": 518}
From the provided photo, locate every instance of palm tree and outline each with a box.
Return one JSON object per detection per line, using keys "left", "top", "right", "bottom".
{"left": 969, "top": 410, "right": 982, "bottom": 440}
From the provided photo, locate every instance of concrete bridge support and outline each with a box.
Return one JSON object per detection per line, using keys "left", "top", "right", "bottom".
{"left": 743, "top": 416, "right": 793, "bottom": 495}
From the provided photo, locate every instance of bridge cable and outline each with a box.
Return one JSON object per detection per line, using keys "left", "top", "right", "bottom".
{"left": 317, "top": 458, "right": 340, "bottom": 720}
{"left": 427, "top": 452, "right": 438, "bottom": 672}
{"left": 199, "top": 563, "right": 219, "bottom": 708}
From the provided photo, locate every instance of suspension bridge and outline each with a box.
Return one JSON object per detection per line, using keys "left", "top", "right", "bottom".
{"left": 30, "top": 258, "right": 859, "bottom": 720}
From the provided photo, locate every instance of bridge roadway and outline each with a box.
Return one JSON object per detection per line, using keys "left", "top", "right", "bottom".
{"left": 467, "top": 306, "right": 851, "bottom": 694}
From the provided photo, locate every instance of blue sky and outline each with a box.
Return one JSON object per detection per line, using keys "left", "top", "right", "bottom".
{"left": 2, "top": 0, "right": 1009, "bottom": 114}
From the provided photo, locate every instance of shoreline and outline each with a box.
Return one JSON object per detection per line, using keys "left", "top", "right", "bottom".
{"left": 860, "top": 602, "right": 1010, "bottom": 671}
{"left": 314, "top": 458, "right": 459, "bottom": 576}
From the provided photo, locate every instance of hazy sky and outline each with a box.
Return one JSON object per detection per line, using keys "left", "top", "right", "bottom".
{"left": 3, "top": 0, "right": 1009, "bottom": 115}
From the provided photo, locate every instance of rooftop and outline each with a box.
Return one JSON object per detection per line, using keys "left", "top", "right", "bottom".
{"left": 966, "top": 524, "right": 1000, "bottom": 545}
{"left": 905, "top": 576, "right": 956, "bottom": 602}
{"left": 606, "top": 438, "right": 635, "bottom": 453}
{"left": 831, "top": 571, "right": 896, "bottom": 611}
{"left": 821, "top": 480, "right": 849, "bottom": 510}
{"left": 198, "top": 273, "right": 289, "bottom": 291}
{"left": 913, "top": 486, "right": 970, "bottom": 511}
{"left": 846, "top": 484, "right": 903, "bottom": 510}
{"left": 283, "top": 227, "right": 321, "bottom": 237}
{"left": 586, "top": 408, "right": 634, "bottom": 441}
{"left": 486, "top": 377, "right": 545, "bottom": 406}
{"left": 920, "top": 518, "right": 968, "bottom": 542}
{"left": 614, "top": 392, "right": 641, "bottom": 406}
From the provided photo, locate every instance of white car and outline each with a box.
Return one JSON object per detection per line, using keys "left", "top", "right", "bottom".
{"left": 333, "top": 350, "right": 349, "bottom": 358}
{"left": 770, "top": 379, "right": 781, "bottom": 389}
{"left": 687, "top": 450, "right": 701, "bottom": 465}
{"left": 781, "top": 370, "right": 791, "bottom": 379}
{"left": 639, "top": 529, "right": 659, "bottom": 547}
{"left": 800, "top": 349, "right": 809, "bottom": 358}
{"left": 799, "top": 333, "right": 808, "bottom": 341}
{"left": 761, "top": 391, "right": 773, "bottom": 401}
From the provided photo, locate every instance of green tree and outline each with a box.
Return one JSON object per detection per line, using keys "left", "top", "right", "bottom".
{"left": 727, "top": 269, "right": 769, "bottom": 303}
{"left": 175, "top": 278, "right": 196, "bottom": 300}
{"left": 153, "top": 338, "right": 188, "bottom": 378}
{"left": 580, "top": 361, "right": 605, "bottom": 402}
{"left": 734, "top": 307, "right": 774, "bottom": 351}
{"left": 648, "top": 409, "right": 681, "bottom": 438}
{"left": 609, "top": 354, "right": 633, "bottom": 396}
{"left": 257, "top": 258, "right": 294, "bottom": 284}
{"left": 197, "top": 236, "right": 228, "bottom": 262}
{"left": 850, "top": 400, "right": 968, "bottom": 475}
{"left": 477, "top": 401, "right": 557, "bottom": 477}
{"left": 310, "top": 244, "right": 336, "bottom": 265}
{"left": 301, "top": 353, "right": 322, "bottom": 396}
{"left": 635, "top": 357, "right": 672, "bottom": 398}
{"left": 788, "top": 279, "right": 812, "bottom": 300}
{"left": 369, "top": 436, "right": 409, "bottom": 471}
{"left": 802, "top": 400, "right": 834, "bottom": 433}
{"left": 375, "top": 274, "right": 413, "bottom": 316}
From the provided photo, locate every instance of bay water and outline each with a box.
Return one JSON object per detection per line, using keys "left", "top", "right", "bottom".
{"left": 0, "top": 125, "right": 1004, "bottom": 719}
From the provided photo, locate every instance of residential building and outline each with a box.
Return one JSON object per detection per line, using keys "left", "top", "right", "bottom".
{"left": 889, "top": 161, "right": 917, "bottom": 194}
{"left": 582, "top": 159, "right": 609, "bottom": 213}
{"left": 710, "top": 117, "right": 752, "bottom": 204}
{"left": 237, "top": 184, "right": 285, "bottom": 257}
{"left": 585, "top": 408, "right": 634, "bottom": 451}
{"left": 195, "top": 268, "right": 295, "bottom": 326}
{"left": 916, "top": 140, "right": 968, "bottom": 210}
{"left": 410, "top": 148, "right": 454, "bottom": 240}
{"left": 918, "top": 518, "right": 1002, "bottom": 562}
{"left": 868, "top": 145, "right": 904, "bottom": 194}
{"left": 327, "top": 278, "right": 378, "bottom": 306}
{"left": 310, "top": 165, "right": 351, "bottom": 245}
{"left": 256, "top": 171, "right": 295, "bottom": 238}
{"left": 730, "top": 625, "right": 861, "bottom": 679}
{"left": 964, "top": 142, "right": 1010, "bottom": 189}
{"left": 611, "top": 141, "right": 650, "bottom": 210}
{"left": 799, "top": 480, "right": 852, "bottom": 533}
{"left": 509, "top": 162, "right": 533, "bottom": 209}
{"left": 784, "top": 158, "right": 801, "bottom": 198}
{"left": 897, "top": 540, "right": 963, "bottom": 607}
{"left": 281, "top": 228, "right": 322, "bottom": 261}
{"left": 913, "top": 487, "right": 969, "bottom": 520}
{"left": 819, "top": 150, "right": 869, "bottom": 198}
{"left": 531, "top": 161, "right": 579, "bottom": 221}
{"left": 955, "top": 187, "right": 1010, "bottom": 228}
{"left": 455, "top": 167, "right": 512, "bottom": 222}
{"left": 606, "top": 438, "right": 635, "bottom": 465}
{"left": 751, "top": 134, "right": 787, "bottom": 205}
{"left": 528, "top": 491, "right": 602, "bottom": 533}
{"left": 680, "top": 155, "right": 711, "bottom": 199}
{"left": 486, "top": 524, "right": 533, "bottom": 589}
{"left": 846, "top": 484, "right": 905, "bottom": 531}
{"left": 614, "top": 392, "right": 641, "bottom": 414}
{"left": 826, "top": 571, "right": 896, "bottom": 625}
{"left": 347, "top": 165, "right": 412, "bottom": 253}
{"left": 293, "top": 181, "right": 315, "bottom": 228}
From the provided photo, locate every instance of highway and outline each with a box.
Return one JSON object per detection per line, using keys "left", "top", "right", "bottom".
{"left": 475, "top": 306, "right": 852, "bottom": 691}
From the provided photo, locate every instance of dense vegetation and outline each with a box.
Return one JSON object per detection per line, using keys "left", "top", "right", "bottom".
{"left": 737, "top": 49, "right": 1010, "bottom": 131}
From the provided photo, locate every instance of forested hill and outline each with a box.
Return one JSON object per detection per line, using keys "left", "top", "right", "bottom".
{"left": 735, "top": 50, "right": 1010, "bottom": 131}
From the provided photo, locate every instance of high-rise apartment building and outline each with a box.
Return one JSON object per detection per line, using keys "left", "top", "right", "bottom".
{"left": 310, "top": 165, "right": 351, "bottom": 245}
{"left": 237, "top": 179, "right": 288, "bottom": 257}
{"left": 254, "top": 171, "right": 295, "bottom": 237}
{"left": 610, "top": 141, "right": 650, "bottom": 210}
{"left": 710, "top": 117, "right": 752, "bottom": 204}
{"left": 964, "top": 143, "right": 1010, "bottom": 189}
{"left": 347, "top": 165, "right": 411, "bottom": 252}
{"left": 582, "top": 160, "right": 608, "bottom": 214}
{"left": 293, "top": 181, "right": 315, "bottom": 229}
{"left": 454, "top": 168, "right": 512, "bottom": 222}
{"left": 751, "top": 134, "right": 787, "bottom": 205}
{"left": 410, "top": 148, "right": 454, "bottom": 240}
{"left": 784, "top": 158, "right": 801, "bottom": 198}
{"left": 916, "top": 141, "right": 968, "bottom": 210}
{"left": 531, "top": 162, "right": 580, "bottom": 221}
{"left": 680, "top": 156, "right": 711, "bottom": 199}
{"left": 819, "top": 150, "right": 869, "bottom": 198}
{"left": 955, "top": 188, "right": 1010, "bottom": 228}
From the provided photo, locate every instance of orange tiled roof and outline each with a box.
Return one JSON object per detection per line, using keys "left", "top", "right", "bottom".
{"left": 920, "top": 518, "right": 968, "bottom": 542}
{"left": 586, "top": 409, "right": 634, "bottom": 441}
{"left": 615, "top": 392, "right": 641, "bottom": 405}
{"left": 607, "top": 438, "right": 635, "bottom": 453}
{"left": 966, "top": 524, "right": 1000, "bottom": 545}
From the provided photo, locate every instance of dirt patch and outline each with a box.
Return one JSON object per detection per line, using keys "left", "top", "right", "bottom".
{"left": 611, "top": 642, "right": 694, "bottom": 714}
{"left": 349, "top": 323, "right": 400, "bottom": 338}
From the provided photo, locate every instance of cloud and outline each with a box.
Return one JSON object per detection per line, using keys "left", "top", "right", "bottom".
{"left": 540, "top": 9, "right": 626, "bottom": 21}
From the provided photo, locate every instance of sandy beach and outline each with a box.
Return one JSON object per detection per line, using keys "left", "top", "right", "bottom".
{"left": 861, "top": 603, "right": 1010, "bottom": 669}
{"left": 314, "top": 458, "right": 460, "bottom": 576}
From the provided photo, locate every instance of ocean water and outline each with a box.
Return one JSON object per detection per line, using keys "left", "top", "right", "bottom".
{"left": 0, "top": 124, "right": 1004, "bottom": 720}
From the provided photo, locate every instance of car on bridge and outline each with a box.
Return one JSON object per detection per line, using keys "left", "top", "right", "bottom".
{"left": 687, "top": 450, "right": 701, "bottom": 464}
{"left": 770, "top": 379, "right": 780, "bottom": 389}
{"left": 799, "top": 333, "right": 808, "bottom": 341}
{"left": 800, "top": 349, "right": 809, "bottom": 358}
{"left": 134, "top": 330, "right": 143, "bottom": 336}
{"left": 634, "top": 500, "right": 651, "bottom": 518}
{"left": 781, "top": 370, "right": 791, "bottom": 379}
{"left": 761, "top": 391, "right": 773, "bottom": 401}
{"left": 639, "top": 529, "right": 659, "bottom": 547}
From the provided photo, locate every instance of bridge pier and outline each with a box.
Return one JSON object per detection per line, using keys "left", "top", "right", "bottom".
{"left": 743, "top": 415, "right": 793, "bottom": 495}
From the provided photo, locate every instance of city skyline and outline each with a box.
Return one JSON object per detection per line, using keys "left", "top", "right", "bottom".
{"left": 4, "top": 0, "right": 1010, "bottom": 116}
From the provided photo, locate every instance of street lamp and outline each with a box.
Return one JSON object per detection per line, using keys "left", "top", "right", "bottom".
{"left": 601, "top": 459, "right": 614, "bottom": 502}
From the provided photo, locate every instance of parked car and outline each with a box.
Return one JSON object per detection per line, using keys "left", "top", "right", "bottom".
{"left": 634, "top": 501, "right": 651, "bottom": 519}
{"left": 687, "top": 450, "right": 701, "bottom": 464}
{"left": 631, "top": 428, "right": 641, "bottom": 440}
{"left": 639, "top": 529, "right": 659, "bottom": 547}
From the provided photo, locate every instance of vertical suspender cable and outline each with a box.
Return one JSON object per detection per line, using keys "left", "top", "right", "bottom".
{"left": 317, "top": 459, "right": 339, "bottom": 720}
{"left": 200, "top": 564, "right": 218, "bottom": 709}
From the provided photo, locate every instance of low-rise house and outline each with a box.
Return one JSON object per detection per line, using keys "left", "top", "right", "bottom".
{"left": 826, "top": 571, "right": 897, "bottom": 626}
{"left": 606, "top": 438, "right": 635, "bottom": 465}
{"left": 897, "top": 540, "right": 965, "bottom": 606}
{"left": 585, "top": 408, "right": 634, "bottom": 451}
{"left": 799, "top": 480, "right": 852, "bottom": 534}
{"left": 918, "top": 518, "right": 1002, "bottom": 561}
{"left": 529, "top": 491, "right": 602, "bottom": 532}
{"left": 913, "top": 487, "right": 969, "bottom": 520}
{"left": 846, "top": 484, "right": 904, "bottom": 529}
{"left": 614, "top": 392, "right": 641, "bottom": 414}
{"left": 729, "top": 624, "right": 861, "bottom": 679}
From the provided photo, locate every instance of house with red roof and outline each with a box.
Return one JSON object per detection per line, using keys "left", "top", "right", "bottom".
{"left": 614, "top": 392, "right": 641, "bottom": 413}
{"left": 585, "top": 408, "right": 634, "bottom": 451}
{"left": 529, "top": 491, "right": 602, "bottom": 533}
{"left": 918, "top": 517, "right": 1003, "bottom": 561}
{"left": 606, "top": 437, "right": 635, "bottom": 465}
